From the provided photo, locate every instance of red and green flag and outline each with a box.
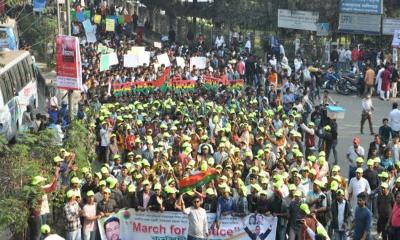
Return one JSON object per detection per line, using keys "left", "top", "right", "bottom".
{"left": 179, "top": 168, "right": 219, "bottom": 193}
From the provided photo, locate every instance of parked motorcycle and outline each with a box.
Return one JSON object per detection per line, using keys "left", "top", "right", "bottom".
{"left": 335, "top": 73, "right": 363, "bottom": 95}
{"left": 321, "top": 71, "right": 341, "bottom": 90}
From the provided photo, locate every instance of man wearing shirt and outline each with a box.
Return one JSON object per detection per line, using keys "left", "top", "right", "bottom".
{"left": 353, "top": 193, "right": 372, "bottom": 240}
{"left": 349, "top": 168, "right": 371, "bottom": 213}
{"left": 347, "top": 137, "right": 365, "bottom": 180}
{"left": 181, "top": 196, "right": 208, "bottom": 240}
{"left": 389, "top": 102, "right": 400, "bottom": 137}
{"left": 216, "top": 187, "right": 236, "bottom": 225}
{"left": 330, "top": 189, "right": 351, "bottom": 240}
{"left": 100, "top": 121, "right": 111, "bottom": 163}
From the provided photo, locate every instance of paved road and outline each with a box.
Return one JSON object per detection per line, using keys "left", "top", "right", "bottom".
{"left": 327, "top": 92, "right": 394, "bottom": 178}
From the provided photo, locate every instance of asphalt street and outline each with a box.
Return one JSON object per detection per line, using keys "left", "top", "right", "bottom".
{"left": 327, "top": 92, "right": 393, "bottom": 179}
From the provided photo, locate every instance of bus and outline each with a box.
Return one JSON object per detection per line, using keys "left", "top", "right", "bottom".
{"left": 0, "top": 18, "right": 19, "bottom": 50}
{"left": 0, "top": 51, "right": 38, "bottom": 141}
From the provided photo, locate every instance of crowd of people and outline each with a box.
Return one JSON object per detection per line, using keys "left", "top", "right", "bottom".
{"left": 22, "top": 2, "right": 400, "bottom": 240}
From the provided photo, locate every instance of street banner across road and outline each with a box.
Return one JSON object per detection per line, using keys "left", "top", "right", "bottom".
{"left": 55, "top": 35, "right": 82, "bottom": 90}
{"left": 98, "top": 209, "right": 277, "bottom": 240}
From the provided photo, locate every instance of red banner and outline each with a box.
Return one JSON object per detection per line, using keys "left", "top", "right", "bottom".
{"left": 112, "top": 67, "right": 171, "bottom": 90}
{"left": 55, "top": 35, "right": 82, "bottom": 90}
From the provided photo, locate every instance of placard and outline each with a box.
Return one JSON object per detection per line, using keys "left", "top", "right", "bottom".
{"left": 94, "top": 14, "right": 101, "bottom": 24}
{"left": 109, "top": 52, "right": 119, "bottom": 66}
{"left": 190, "top": 56, "right": 207, "bottom": 70}
{"left": 124, "top": 54, "right": 140, "bottom": 68}
{"left": 157, "top": 53, "right": 171, "bottom": 67}
{"left": 176, "top": 57, "right": 185, "bottom": 68}
{"left": 105, "top": 19, "right": 115, "bottom": 32}
{"left": 154, "top": 42, "right": 162, "bottom": 48}
{"left": 100, "top": 54, "right": 110, "bottom": 72}
{"left": 129, "top": 46, "right": 145, "bottom": 55}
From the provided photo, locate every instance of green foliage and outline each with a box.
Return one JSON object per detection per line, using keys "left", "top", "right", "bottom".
{"left": 17, "top": 9, "right": 57, "bottom": 60}
{"left": 0, "top": 197, "right": 29, "bottom": 235}
{"left": 0, "top": 122, "right": 95, "bottom": 236}
{"left": 64, "top": 121, "right": 92, "bottom": 173}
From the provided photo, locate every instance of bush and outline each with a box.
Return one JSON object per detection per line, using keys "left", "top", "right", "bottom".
{"left": 0, "top": 120, "right": 94, "bottom": 237}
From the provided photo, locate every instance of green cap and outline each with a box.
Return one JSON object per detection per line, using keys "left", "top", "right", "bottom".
{"left": 31, "top": 176, "right": 46, "bottom": 186}
{"left": 87, "top": 190, "right": 94, "bottom": 197}
{"left": 53, "top": 156, "right": 63, "bottom": 162}
{"left": 66, "top": 190, "right": 76, "bottom": 198}
{"left": 128, "top": 184, "right": 137, "bottom": 193}
{"left": 41, "top": 224, "right": 50, "bottom": 234}
{"left": 71, "top": 177, "right": 81, "bottom": 184}
{"left": 300, "top": 203, "right": 310, "bottom": 215}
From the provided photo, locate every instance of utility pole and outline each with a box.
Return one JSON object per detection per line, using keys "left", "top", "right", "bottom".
{"left": 66, "top": 0, "right": 72, "bottom": 121}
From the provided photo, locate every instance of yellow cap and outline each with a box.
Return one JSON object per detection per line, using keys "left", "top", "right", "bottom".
{"left": 41, "top": 224, "right": 51, "bottom": 234}
{"left": 300, "top": 203, "right": 310, "bottom": 214}
{"left": 87, "top": 190, "right": 94, "bottom": 197}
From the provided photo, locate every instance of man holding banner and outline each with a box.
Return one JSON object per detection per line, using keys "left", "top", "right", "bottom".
{"left": 181, "top": 195, "right": 209, "bottom": 240}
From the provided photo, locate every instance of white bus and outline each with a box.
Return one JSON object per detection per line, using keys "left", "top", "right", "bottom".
{"left": 0, "top": 51, "right": 38, "bottom": 141}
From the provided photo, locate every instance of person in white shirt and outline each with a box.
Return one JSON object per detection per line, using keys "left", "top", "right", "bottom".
{"left": 100, "top": 121, "right": 111, "bottom": 163}
{"left": 215, "top": 34, "right": 225, "bottom": 49}
{"left": 376, "top": 65, "right": 385, "bottom": 95}
{"left": 389, "top": 102, "right": 400, "bottom": 137}
{"left": 360, "top": 94, "right": 374, "bottom": 135}
{"left": 245, "top": 37, "right": 251, "bottom": 53}
{"left": 348, "top": 168, "right": 371, "bottom": 213}
{"left": 181, "top": 195, "right": 208, "bottom": 240}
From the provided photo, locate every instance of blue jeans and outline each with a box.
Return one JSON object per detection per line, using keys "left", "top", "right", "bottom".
{"left": 334, "top": 230, "right": 346, "bottom": 240}
{"left": 66, "top": 229, "right": 81, "bottom": 240}
{"left": 40, "top": 213, "right": 48, "bottom": 225}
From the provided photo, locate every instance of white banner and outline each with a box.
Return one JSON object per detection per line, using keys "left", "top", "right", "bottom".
{"left": 383, "top": 18, "right": 400, "bottom": 35}
{"left": 157, "top": 53, "right": 171, "bottom": 67}
{"left": 338, "top": 13, "right": 381, "bottom": 34}
{"left": 190, "top": 57, "right": 207, "bottom": 70}
{"left": 138, "top": 51, "right": 151, "bottom": 66}
{"left": 277, "top": 9, "right": 319, "bottom": 31}
{"left": 176, "top": 57, "right": 186, "bottom": 68}
{"left": 98, "top": 210, "right": 277, "bottom": 240}
{"left": 123, "top": 54, "right": 140, "bottom": 68}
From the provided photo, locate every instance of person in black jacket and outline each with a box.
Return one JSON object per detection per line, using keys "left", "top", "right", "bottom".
{"left": 330, "top": 189, "right": 351, "bottom": 240}
{"left": 367, "top": 134, "right": 385, "bottom": 159}
{"left": 137, "top": 180, "right": 154, "bottom": 211}
{"left": 148, "top": 183, "right": 165, "bottom": 212}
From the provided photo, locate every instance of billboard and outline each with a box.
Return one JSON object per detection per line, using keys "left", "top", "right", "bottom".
{"left": 277, "top": 9, "right": 319, "bottom": 31}
{"left": 339, "top": 0, "right": 382, "bottom": 14}
{"left": 383, "top": 18, "right": 400, "bottom": 35}
{"left": 338, "top": 13, "right": 381, "bottom": 35}
{"left": 55, "top": 35, "right": 82, "bottom": 90}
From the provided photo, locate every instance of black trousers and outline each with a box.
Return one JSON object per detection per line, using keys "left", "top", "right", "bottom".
{"left": 28, "top": 215, "right": 41, "bottom": 240}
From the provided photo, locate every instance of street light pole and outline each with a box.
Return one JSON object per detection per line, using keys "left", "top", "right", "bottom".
{"left": 66, "top": 0, "right": 72, "bottom": 121}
